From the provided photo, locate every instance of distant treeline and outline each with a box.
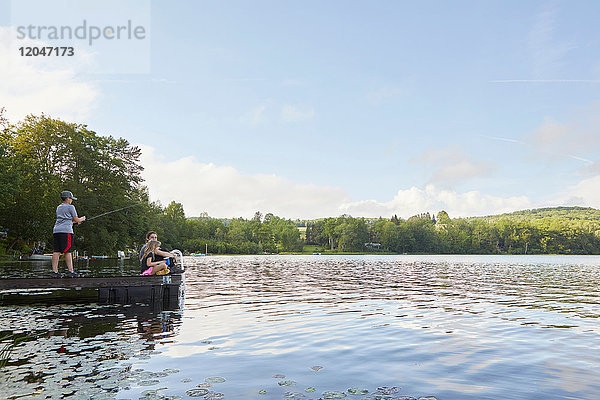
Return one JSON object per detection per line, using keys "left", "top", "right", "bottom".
{"left": 2, "top": 111, "right": 600, "bottom": 256}
{"left": 155, "top": 209, "right": 302, "bottom": 254}
{"left": 306, "top": 209, "right": 600, "bottom": 254}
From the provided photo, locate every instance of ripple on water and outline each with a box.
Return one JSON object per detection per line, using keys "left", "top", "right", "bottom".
{"left": 2, "top": 255, "right": 600, "bottom": 399}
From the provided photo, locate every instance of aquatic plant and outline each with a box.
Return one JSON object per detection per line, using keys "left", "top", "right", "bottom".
{"left": 0, "top": 332, "right": 30, "bottom": 369}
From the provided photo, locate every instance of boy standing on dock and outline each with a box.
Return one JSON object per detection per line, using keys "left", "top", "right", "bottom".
{"left": 51, "top": 190, "right": 86, "bottom": 278}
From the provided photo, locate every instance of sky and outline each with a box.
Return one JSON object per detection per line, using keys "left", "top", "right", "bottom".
{"left": 1, "top": 0, "right": 600, "bottom": 219}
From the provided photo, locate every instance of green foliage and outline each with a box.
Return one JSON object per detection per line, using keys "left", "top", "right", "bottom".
{"left": 1, "top": 111, "right": 599, "bottom": 257}
{"left": 307, "top": 215, "right": 370, "bottom": 252}
{"left": 482, "top": 207, "right": 600, "bottom": 222}
{"left": 307, "top": 208, "right": 600, "bottom": 255}
{"left": 0, "top": 333, "right": 29, "bottom": 369}
{"left": 437, "top": 210, "right": 451, "bottom": 225}
{"left": 0, "top": 114, "right": 148, "bottom": 255}
{"left": 150, "top": 207, "right": 301, "bottom": 254}
{"left": 372, "top": 219, "right": 415, "bottom": 253}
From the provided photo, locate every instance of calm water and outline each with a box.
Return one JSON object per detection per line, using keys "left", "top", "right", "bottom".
{"left": 1, "top": 255, "right": 600, "bottom": 400}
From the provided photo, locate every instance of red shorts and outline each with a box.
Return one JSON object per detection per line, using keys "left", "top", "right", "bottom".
{"left": 53, "top": 233, "right": 73, "bottom": 253}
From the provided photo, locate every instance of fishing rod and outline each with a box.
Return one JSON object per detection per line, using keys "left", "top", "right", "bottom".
{"left": 75, "top": 203, "right": 143, "bottom": 224}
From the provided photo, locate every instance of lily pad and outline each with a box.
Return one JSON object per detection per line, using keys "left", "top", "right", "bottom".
{"left": 322, "top": 391, "right": 346, "bottom": 399}
{"left": 190, "top": 388, "right": 209, "bottom": 396}
{"left": 347, "top": 388, "right": 369, "bottom": 395}
{"left": 196, "top": 383, "right": 213, "bottom": 388}
{"left": 145, "top": 394, "right": 167, "bottom": 400}
{"left": 205, "top": 376, "right": 226, "bottom": 383}
{"left": 204, "top": 391, "right": 225, "bottom": 400}
{"left": 377, "top": 387, "right": 399, "bottom": 395}
{"left": 284, "top": 391, "right": 306, "bottom": 399}
{"left": 138, "top": 380, "right": 160, "bottom": 386}
{"left": 163, "top": 368, "right": 180, "bottom": 374}
{"left": 185, "top": 388, "right": 208, "bottom": 397}
{"left": 278, "top": 380, "right": 297, "bottom": 386}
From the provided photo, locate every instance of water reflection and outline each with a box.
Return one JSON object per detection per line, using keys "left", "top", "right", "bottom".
{"left": 185, "top": 255, "right": 600, "bottom": 329}
{"left": 174, "top": 255, "right": 600, "bottom": 399}
{"left": 0, "top": 258, "right": 140, "bottom": 279}
{"left": 0, "top": 303, "right": 181, "bottom": 399}
{"left": 1, "top": 255, "right": 600, "bottom": 399}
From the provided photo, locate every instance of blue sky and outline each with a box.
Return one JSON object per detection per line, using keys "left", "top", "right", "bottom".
{"left": 1, "top": 0, "right": 600, "bottom": 218}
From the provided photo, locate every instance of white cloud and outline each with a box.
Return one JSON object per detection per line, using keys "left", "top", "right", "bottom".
{"left": 559, "top": 175, "right": 600, "bottom": 208}
{"left": 139, "top": 145, "right": 348, "bottom": 219}
{"left": 281, "top": 104, "right": 315, "bottom": 122}
{"left": 340, "top": 185, "right": 532, "bottom": 219}
{"left": 530, "top": 117, "right": 572, "bottom": 151}
{"left": 481, "top": 104, "right": 600, "bottom": 168}
{"left": 582, "top": 160, "right": 600, "bottom": 176}
{"left": 523, "top": 116, "right": 596, "bottom": 164}
{"left": 139, "top": 145, "right": 534, "bottom": 219}
{"left": 418, "top": 146, "right": 492, "bottom": 184}
{"left": 0, "top": 26, "right": 99, "bottom": 122}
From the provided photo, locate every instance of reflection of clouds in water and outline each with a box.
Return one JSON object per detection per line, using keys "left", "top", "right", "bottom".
{"left": 174, "top": 255, "right": 600, "bottom": 398}
{"left": 183, "top": 255, "right": 600, "bottom": 331}
{"left": 421, "top": 376, "right": 492, "bottom": 394}
{"left": 3, "top": 255, "right": 600, "bottom": 398}
{"left": 544, "top": 359, "right": 600, "bottom": 394}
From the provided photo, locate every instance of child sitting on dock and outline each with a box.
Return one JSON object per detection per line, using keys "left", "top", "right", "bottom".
{"left": 139, "top": 231, "right": 176, "bottom": 263}
{"left": 140, "top": 240, "right": 170, "bottom": 276}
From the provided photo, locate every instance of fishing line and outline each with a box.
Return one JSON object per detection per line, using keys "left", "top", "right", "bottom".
{"left": 76, "top": 203, "right": 143, "bottom": 223}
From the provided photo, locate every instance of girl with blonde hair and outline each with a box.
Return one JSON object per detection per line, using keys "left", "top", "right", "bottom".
{"left": 140, "top": 240, "right": 170, "bottom": 275}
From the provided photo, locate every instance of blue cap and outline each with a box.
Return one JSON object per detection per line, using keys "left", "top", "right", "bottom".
{"left": 61, "top": 190, "right": 77, "bottom": 200}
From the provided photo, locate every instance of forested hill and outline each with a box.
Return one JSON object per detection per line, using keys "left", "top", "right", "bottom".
{"left": 305, "top": 207, "right": 600, "bottom": 255}
{"left": 475, "top": 207, "right": 600, "bottom": 222}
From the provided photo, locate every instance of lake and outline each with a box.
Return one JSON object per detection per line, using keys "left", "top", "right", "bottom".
{"left": 1, "top": 255, "right": 600, "bottom": 400}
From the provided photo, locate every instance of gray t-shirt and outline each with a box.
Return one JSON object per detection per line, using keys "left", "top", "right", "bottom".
{"left": 53, "top": 203, "right": 78, "bottom": 234}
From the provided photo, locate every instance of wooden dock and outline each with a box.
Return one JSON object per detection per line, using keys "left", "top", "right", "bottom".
{"left": 0, "top": 274, "right": 184, "bottom": 309}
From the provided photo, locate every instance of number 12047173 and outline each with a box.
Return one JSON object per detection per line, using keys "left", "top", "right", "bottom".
{"left": 19, "top": 47, "right": 74, "bottom": 56}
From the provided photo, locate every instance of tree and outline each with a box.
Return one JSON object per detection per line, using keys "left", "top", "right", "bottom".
{"left": 228, "top": 218, "right": 249, "bottom": 243}
{"left": 436, "top": 211, "right": 451, "bottom": 225}
{"left": 323, "top": 218, "right": 338, "bottom": 250}
{"left": 0, "top": 114, "right": 147, "bottom": 254}
{"left": 335, "top": 217, "right": 369, "bottom": 251}
{"left": 164, "top": 201, "right": 185, "bottom": 220}
{"left": 407, "top": 214, "right": 437, "bottom": 252}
